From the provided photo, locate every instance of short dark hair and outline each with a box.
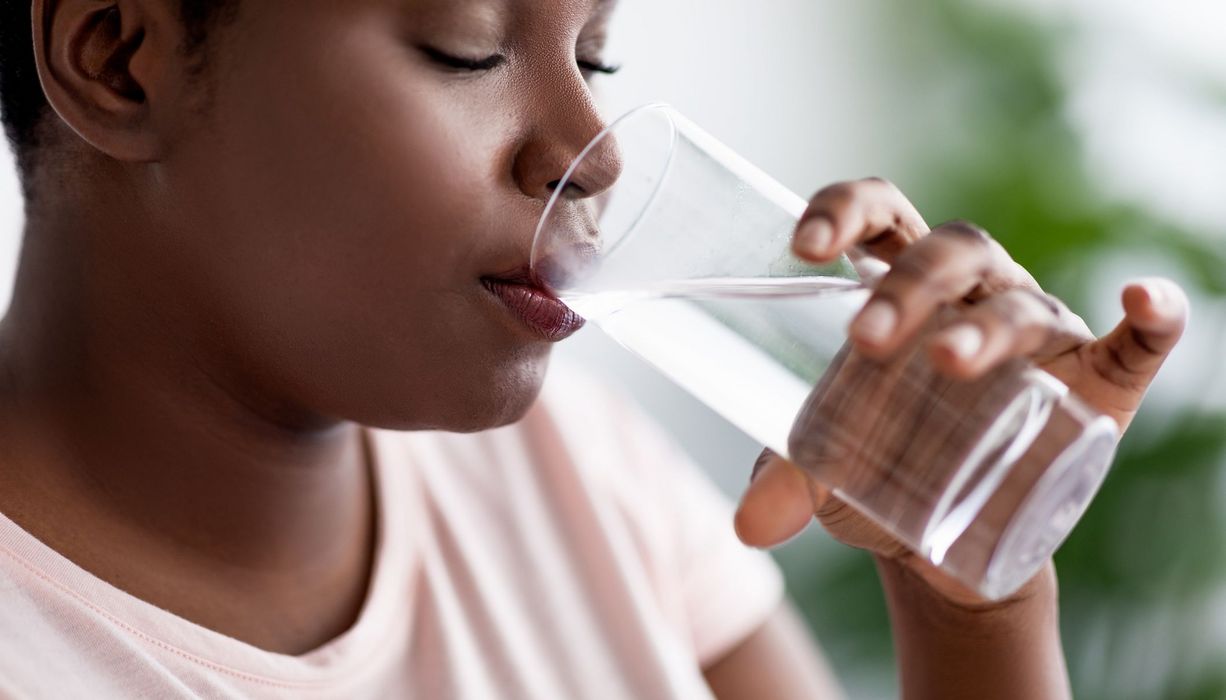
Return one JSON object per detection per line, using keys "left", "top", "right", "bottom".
{"left": 0, "top": 1, "right": 238, "bottom": 192}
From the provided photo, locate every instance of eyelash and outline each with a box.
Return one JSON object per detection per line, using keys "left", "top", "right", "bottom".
{"left": 420, "top": 46, "right": 620, "bottom": 77}
{"left": 577, "top": 59, "right": 621, "bottom": 76}
{"left": 421, "top": 46, "right": 506, "bottom": 71}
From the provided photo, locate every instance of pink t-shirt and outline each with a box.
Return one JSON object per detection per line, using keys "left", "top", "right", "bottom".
{"left": 0, "top": 362, "right": 785, "bottom": 698}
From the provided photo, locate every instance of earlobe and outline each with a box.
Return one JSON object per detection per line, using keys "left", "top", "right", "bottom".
{"left": 33, "top": 0, "right": 172, "bottom": 162}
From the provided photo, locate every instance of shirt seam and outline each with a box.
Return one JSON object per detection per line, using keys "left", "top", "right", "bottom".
{"left": 0, "top": 541, "right": 398, "bottom": 691}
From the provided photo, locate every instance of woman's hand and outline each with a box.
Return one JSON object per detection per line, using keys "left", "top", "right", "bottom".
{"left": 733, "top": 177, "right": 1189, "bottom": 606}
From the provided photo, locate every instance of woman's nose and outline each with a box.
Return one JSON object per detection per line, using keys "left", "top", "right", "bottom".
{"left": 512, "top": 102, "right": 623, "bottom": 203}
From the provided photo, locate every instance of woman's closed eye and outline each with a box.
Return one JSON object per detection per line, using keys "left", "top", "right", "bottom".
{"left": 420, "top": 45, "right": 507, "bottom": 72}
{"left": 419, "top": 45, "right": 619, "bottom": 80}
{"left": 577, "top": 58, "right": 620, "bottom": 77}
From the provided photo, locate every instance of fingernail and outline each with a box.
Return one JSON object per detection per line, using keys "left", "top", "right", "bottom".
{"left": 796, "top": 218, "right": 833, "bottom": 256}
{"left": 941, "top": 324, "right": 984, "bottom": 360}
{"left": 851, "top": 300, "right": 897, "bottom": 344}
{"left": 750, "top": 449, "right": 775, "bottom": 483}
{"left": 1140, "top": 279, "right": 1168, "bottom": 309}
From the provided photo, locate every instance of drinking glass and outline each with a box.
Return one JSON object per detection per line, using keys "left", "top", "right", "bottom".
{"left": 532, "top": 103, "right": 1119, "bottom": 599}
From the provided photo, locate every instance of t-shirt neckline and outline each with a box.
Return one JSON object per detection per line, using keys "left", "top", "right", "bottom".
{"left": 0, "top": 425, "right": 417, "bottom": 689}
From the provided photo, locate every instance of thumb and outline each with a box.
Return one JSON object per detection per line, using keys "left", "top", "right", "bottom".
{"left": 734, "top": 449, "right": 818, "bottom": 548}
{"left": 1079, "top": 277, "right": 1188, "bottom": 427}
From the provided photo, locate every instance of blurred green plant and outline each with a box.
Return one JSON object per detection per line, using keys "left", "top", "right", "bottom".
{"left": 772, "top": 2, "right": 1226, "bottom": 698}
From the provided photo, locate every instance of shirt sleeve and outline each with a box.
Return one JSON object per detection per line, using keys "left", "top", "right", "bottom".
{"left": 597, "top": 378, "right": 788, "bottom": 668}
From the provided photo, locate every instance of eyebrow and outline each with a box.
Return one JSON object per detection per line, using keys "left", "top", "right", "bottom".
{"left": 583, "top": 0, "right": 618, "bottom": 31}
{"left": 519, "top": 0, "right": 619, "bottom": 20}
{"left": 409, "top": 0, "right": 507, "bottom": 37}
{"left": 590, "top": 0, "right": 618, "bottom": 17}
{"left": 413, "top": 0, "right": 617, "bottom": 37}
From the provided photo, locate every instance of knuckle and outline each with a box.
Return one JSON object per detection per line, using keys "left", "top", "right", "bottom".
{"left": 883, "top": 248, "right": 935, "bottom": 285}
{"left": 1128, "top": 326, "right": 1165, "bottom": 357}
{"left": 812, "top": 181, "right": 858, "bottom": 206}
{"left": 935, "top": 219, "right": 994, "bottom": 249}
{"left": 1024, "top": 288, "right": 1064, "bottom": 318}
{"left": 816, "top": 498, "right": 854, "bottom": 524}
{"left": 925, "top": 271, "right": 968, "bottom": 300}
{"left": 887, "top": 241, "right": 970, "bottom": 298}
{"left": 1083, "top": 342, "right": 1150, "bottom": 391}
{"left": 992, "top": 291, "right": 1047, "bottom": 330}
{"left": 860, "top": 175, "right": 897, "bottom": 192}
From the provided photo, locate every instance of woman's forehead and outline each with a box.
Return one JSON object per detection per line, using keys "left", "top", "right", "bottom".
{"left": 404, "top": 0, "right": 616, "bottom": 23}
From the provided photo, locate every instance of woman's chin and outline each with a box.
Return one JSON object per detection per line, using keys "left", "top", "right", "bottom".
{"left": 349, "top": 347, "right": 552, "bottom": 434}
{"left": 468, "top": 360, "right": 551, "bottom": 430}
{"left": 418, "top": 353, "right": 551, "bottom": 433}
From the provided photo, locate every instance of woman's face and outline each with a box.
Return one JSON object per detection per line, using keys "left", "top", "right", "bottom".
{"left": 152, "top": 0, "right": 620, "bottom": 432}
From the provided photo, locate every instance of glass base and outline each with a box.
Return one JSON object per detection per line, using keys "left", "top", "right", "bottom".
{"left": 979, "top": 412, "right": 1118, "bottom": 599}
{"left": 787, "top": 333, "right": 1121, "bottom": 600}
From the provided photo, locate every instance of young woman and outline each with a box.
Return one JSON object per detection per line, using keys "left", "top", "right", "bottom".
{"left": 0, "top": 0, "right": 1186, "bottom": 697}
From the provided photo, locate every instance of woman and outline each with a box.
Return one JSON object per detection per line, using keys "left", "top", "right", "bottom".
{"left": 0, "top": 0, "right": 1186, "bottom": 697}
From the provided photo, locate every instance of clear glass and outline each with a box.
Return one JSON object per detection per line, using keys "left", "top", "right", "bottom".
{"left": 532, "top": 103, "right": 1120, "bottom": 600}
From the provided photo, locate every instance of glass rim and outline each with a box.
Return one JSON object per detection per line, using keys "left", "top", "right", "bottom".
{"left": 530, "top": 102, "right": 680, "bottom": 278}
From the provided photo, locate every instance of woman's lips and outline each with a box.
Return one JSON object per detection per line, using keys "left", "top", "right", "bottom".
{"left": 481, "top": 277, "right": 586, "bottom": 342}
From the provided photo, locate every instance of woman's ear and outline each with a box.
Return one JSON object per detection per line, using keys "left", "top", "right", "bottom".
{"left": 32, "top": 0, "right": 184, "bottom": 162}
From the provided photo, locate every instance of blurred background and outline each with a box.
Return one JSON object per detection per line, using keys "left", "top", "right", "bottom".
{"left": 2, "top": 0, "right": 1224, "bottom": 697}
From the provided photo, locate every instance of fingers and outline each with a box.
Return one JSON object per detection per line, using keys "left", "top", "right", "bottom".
{"left": 928, "top": 288, "right": 1089, "bottom": 380}
{"left": 793, "top": 177, "right": 929, "bottom": 264}
{"left": 741, "top": 450, "right": 917, "bottom": 560}
{"left": 847, "top": 221, "right": 1020, "bottom": 357}
{"left": 1085, "top": 278, "right": 1189, "bottom": 395}
{"left": 792, "top": 179, "right": 1187, "bottom": 407}
{"left": 735, "top": 449, "right": 817, "bottom": 548}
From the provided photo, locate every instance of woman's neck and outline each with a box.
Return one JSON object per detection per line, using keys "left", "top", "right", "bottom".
{"left": 0, "top": 219, "right": 378, "bottom": 654}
